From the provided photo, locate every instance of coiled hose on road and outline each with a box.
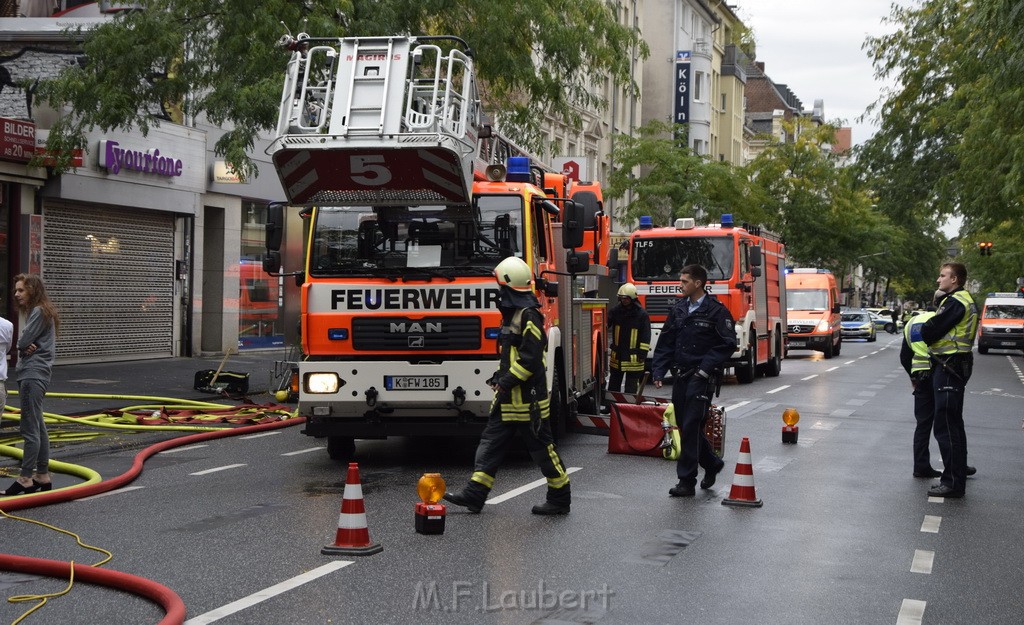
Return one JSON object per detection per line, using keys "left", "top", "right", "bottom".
{"left": 1, "top": 392, "right": 302, "bottom": 625}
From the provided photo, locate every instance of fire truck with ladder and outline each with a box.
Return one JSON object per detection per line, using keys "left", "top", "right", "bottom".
{"left": 622, "top": 215, "right": 787, "bottom": 383}
{"left": 261, "top": 34, "right": 616, "bottom": 459}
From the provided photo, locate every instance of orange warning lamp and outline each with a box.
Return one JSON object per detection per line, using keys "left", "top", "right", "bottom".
{"left": 415, "top": 473, "right": 447, "bottom": 534}
{"left": 782, "top": 408, "right": 800, "bottom": 444}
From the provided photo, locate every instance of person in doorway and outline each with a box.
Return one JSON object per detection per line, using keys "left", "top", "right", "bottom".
{"left": 2, "top": 274, "right": 59, "bottom": 496}
{"left": 920, "top": 262, "right": 978, "bottom": 498}
{"left": 443, "top": 256, "right": 571, "bottom": 515}
{"left": 652, "top": 265, "right": 737, "bottom": 497}
{"left": 607, "top": 283, "right": 651, "bottom": 395}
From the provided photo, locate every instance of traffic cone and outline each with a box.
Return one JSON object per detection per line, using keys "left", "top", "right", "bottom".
{"left": 322, "top": 462, "right": 383, "bottom": 556}
{"left": 721, "top": 437, "right": 763, "bottom": 508}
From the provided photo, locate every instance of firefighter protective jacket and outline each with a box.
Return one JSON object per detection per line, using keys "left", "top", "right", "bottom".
{"left": 651, "top": 295, "right": 737, "bottom": 380}
{"left": 492, "top": 305, "right": 551, "bottom": 422}
{"left": 608, "top": 302, "right": 651, "bottom": 373}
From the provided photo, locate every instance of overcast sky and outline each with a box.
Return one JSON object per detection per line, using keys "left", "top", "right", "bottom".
{"left": 732, "top": 0, "right": 899, "bottom": 146}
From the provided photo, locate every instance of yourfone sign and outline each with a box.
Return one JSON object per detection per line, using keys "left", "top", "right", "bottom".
{"left": 98, "top": 139, "right": 184, "bottom": 177}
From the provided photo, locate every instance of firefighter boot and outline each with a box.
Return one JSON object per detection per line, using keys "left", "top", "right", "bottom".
{"left": 532, "top": 484, "right": 571, "bottom": 515}
{"left": 443, "top": 482, "right": 489, "bottom": 514}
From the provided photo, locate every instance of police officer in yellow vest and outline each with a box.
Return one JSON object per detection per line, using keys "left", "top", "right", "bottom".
{"left": 444, "top": 256, "right": 571, "bottom": 515}
{"left": 608, "top": 283, "right": 651, "bottom": 395}
{"left": 919, "top": 262, "right": 979, "bottom": 498}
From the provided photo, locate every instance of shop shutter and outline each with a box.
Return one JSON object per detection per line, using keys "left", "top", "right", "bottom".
{"left": 43, "top": 203, "right": 175, "bottom": 363}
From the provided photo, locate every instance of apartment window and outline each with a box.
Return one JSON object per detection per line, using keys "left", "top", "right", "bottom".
{"left": 721, "top": 93, "right": 727, "bottom": 111}
{"left": 694, "top": 71, "right": 704, "bottom": 102}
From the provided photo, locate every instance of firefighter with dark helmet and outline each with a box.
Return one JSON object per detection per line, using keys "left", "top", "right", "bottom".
{"left": 608, "top": 283, "right": 651, "bottom": 395}
{"left": 444, "top": 256, "right": 571, "bottom": 515}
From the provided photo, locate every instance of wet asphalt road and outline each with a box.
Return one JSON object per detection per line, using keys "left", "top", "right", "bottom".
{"left": 2, "top": 338, "right": 1024, "bottom": 625}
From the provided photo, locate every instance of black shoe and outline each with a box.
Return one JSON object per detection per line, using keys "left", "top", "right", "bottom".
{"left": 700, "top": 463, "right": 724, "bottom": 489}
{"left": 32, "top": 480, "right": 53, "bottom": 492}
{"left": 531, "top": 501, "right": 570, "bottom": 515}
{"left": 913, "top": 468, "right": 943, "bottom": 478}
{"left": 1, "top": 480, "right": 40, "bottom": 497}
{"left": 966, "top": 466, "right": 977, "bottom": 476}
{"left": 928, "top": 484, "right": 964, "bottom": 498}
{"left": 669, "top": 482, "right": 696, "bottom": 497}
{"left": 443, "top": 491, "right": 484, "bottom": 513}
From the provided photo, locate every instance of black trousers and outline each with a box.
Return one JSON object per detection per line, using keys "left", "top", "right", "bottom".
{"left": 470, "top": 408, "right": 570, "bottom": 503}
{"left": 912, "top": 375, "right": 950, "bottom": 473}
{"left": 608, "top": 369, "right": 645, "bottom": 394}
{"left": 670, "top": 374, "right": 723, "bottom": 485}
{"left": 932, "top": 357, "right": 971, "bottom": 492}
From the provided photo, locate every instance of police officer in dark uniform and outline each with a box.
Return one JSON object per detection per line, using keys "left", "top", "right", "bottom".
{"left": 608, "top": 283, "right": 652, "bottom": 395}
{"left": 920, "top": 262, "right": 979, "bottom": 498}
{"left": 444, "top": 256, "right": 571, "bottom": 515}
{"left": 652, "top": 264, "right": 737, "bottom": 497}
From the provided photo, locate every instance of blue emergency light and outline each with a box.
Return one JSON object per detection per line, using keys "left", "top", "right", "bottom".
{"left": 721, "top": 213, "right": 734, "bottom": 228}
{"left": 506, "top": 156, "right": 531, "bottom": 182}
{"left": 639, "top": 215, "right": 653, "bottom": 230}
{"left": 328, "top": 328, "right": 349, "bottom": 340}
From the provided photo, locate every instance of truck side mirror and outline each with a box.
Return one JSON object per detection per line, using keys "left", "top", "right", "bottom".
{"left": 751, "top": 266, "right": 762, "bottom": 278}
{"left": 266, "top": 202, "right": 285, "bottom": 251}
{"left": 749, "top": 245, "right": 762, "bottom": 267}
{"left": 566, "top": 250, "right": 590, "bottom": 274}
{"left": 262, "top": 251, "right": 281, "bottom": 274}
{"left": 607, "top": 247, "right": 619, "bottom": 269}
{"left": 561, "top": 201, "right": 585, "bottom": 249}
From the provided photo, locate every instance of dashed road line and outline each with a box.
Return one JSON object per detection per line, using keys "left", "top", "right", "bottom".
{"left": 801, "top": 374, "right": 818, "bottom": 381}
{"left": 830, "top": 408, "right": 855, "bottom": 417}
{"left": 920, "top": 515, "right": 941, "bottom": 533}
{"left": 844, "top": 360, "right": 856, "bottom": 365}
{"left": 485, "top": 467, "right": 582, "bottom": 505}
{"left": 190, "top": 463, "right": 247, "bottom": 476}
{"left": 765, "top": 385, "right": 790, "bottom": 394}
{"left": 183, "top": 561, "right": 354, "bottom": 625}
{"left": 160, "top": 444, "right": 209, "bottom": 454}
{"left": 281, "top": 447, "right": 325, "bottom": 456}
{"left": 722, "top": 400, "right": 751, "bottom": 413}
{"left": 910, "top": 549, "right": 934, "bottom": 574}
{"left": 897, "top": 599, "right": 927, "bottom": 625}
{"left": 826, "top": 366, "right": 840, "bottom": 372}
{"left": 238, "top": 431, "right": 282, "bottom": 440}
{"left": 928, "top": 496, "right": 945, "bottom": 504}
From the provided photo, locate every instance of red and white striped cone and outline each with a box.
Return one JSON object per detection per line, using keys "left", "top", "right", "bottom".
{"left": 322, "top": 463, "right": 383, "bottom": 556}
{"left": 721, "top": 437, "right": 763, "bottom": 508}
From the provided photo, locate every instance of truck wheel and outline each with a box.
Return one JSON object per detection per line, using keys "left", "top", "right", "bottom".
{"left": 834, "top": 333, "right": 842, "bottom": 356}
{"left": 764, "top": 333, "right": 782, "bottom": 377}
{"left": 823, "top": 336, "right": 835, "bottom": 359}
{"left": 978, "top": 345, "right": 989, "bottom": 354}
{"left": 735, "top": 334, "right": 756, "bottom": 384}
{"left": 327, "top": 436, "right": 355, "bottom": 461}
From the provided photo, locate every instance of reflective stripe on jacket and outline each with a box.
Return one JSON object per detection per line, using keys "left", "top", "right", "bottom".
{"left": 903, "top": 311, "right": 937, "bottom": 374}
{"left": 609, "top": 302, "right": 651, "bottom": 373}
{"left": 931, "top": 290, "right": 978, "bottom": 355}
{"left": 492, "top": 307, "right": 550, "bottom": 422}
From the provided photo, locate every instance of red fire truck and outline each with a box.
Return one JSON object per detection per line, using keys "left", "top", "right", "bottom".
{"left": 623, "top": 215, "right": 787, "bottom": 383}
{"left": 262, "top": 34, "right": 615, "bottom": 458}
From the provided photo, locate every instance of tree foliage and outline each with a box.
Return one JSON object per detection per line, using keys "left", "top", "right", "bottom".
{"left": 35, "top": 0, "right": 646, "bottom": 180}
{"left": 858, "top": 0, "right": 1024, "bottom": 293}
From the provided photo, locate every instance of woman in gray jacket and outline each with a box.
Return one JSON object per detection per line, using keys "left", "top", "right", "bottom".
{"left": 2, "top": 274, "right": 58, "bottom": 496}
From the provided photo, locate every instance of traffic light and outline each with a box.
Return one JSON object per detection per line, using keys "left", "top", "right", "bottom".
{"left": 978, "top": 241, "right": 993, "bottom": 256}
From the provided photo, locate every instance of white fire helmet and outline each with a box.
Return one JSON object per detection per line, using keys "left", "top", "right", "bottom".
{"left": 617, "top": 283, "right": 639, "bottom": 300}
{"left": 494, "top": 256, "right": 534, "bottom": 292}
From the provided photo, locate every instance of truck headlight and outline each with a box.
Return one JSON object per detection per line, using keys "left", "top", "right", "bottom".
{"left": 817, "top": 320, "right": 830, "bottom": 332}
{"left": 305, "top": 373, "right": 340, "bottom": 394}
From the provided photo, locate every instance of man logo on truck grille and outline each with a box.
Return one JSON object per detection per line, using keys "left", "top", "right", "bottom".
{"left": 409, "top": 336, "right": 425, "bottom": 348}
{"left": 391, "top": 322, "right": 442, "bottom": 333}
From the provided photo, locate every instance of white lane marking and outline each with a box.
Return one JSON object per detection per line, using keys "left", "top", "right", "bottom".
{"left": 485, "top": 467, "right": 582, "bottom": 505}
{"left": 826, "top": 366, "right": 840, "bottom": 372}
{"left": 810, "top": 420, "right": 838, "bottom": 430}
{"left": 766, "top": 385, "right": 790, "bottom": 395}
{"left": 920, "top": 515, "right": 941, "bottom": 533}
{"left": 281, "top": 447, "right": 325, "bottom": 456}
{"left": 928, "top": 496, "right": 945, "bottom": 504}
{"left": 911, "top": 550, "right": 934, "bottom": 574}
{"left": 801, "top": 374, "right": 818, "bottom": 381}
{"left": 830, "top": 409, "right": 855, "bottom": 417}
{"left": 238, "top": 431, "right": 282, "bottom": 440}
{"left": 183, "top": 561, "right": 354, "bottom": 625}
{"left": 897, "top": 599, "right": 927, "bottom": 625}
{"left": 722, "top": 400, "right": 751, "bottom": 412}
{"left": 753, "top": 456, "right": 792, "bottom": 472}
{"left": 844, "top": 360, "right": 856, "bottom": 365}
{"left": 871, "top": 351, "right": 880, "bottom": 355}
{"left": 858, "top": 355, "right": 869, "bottom": 360}
{"left": 846, "top": 399, "right": 869, "bottom": 406}
{"left": 160, "top": 444, "right": 209, "bottom": 454}
{"left": 77, "top": 486, "right": 145, "bottom": 501}
{"left": 190, "top": 463, "right": 247, "bottom": 476}
{"left": 858, "top": 391, "right": 877, "bottom": 397}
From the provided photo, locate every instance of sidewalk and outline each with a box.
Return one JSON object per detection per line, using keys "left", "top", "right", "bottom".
{"left": 3, "top": 349, "right": 295, "bottom": 417}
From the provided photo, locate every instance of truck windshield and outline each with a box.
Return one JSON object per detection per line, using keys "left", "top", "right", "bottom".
{"left": 309, "top": 197, "right": 525, "bottom": 277}
{"left": 984, "top": 305, "right": 1024, "bottom": 320}
{"left": 788, "top": 289, "right": 829, "bottom": 311}
{"left": 630, "top": 236, "right": 733, "bottom": 281}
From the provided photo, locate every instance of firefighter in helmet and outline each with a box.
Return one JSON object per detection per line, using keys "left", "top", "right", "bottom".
{"left": 444, "top": 256, "right": 571, "bottom": 515}
{"left": 608, "top": 283, "right": 652, "bottom": 395}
